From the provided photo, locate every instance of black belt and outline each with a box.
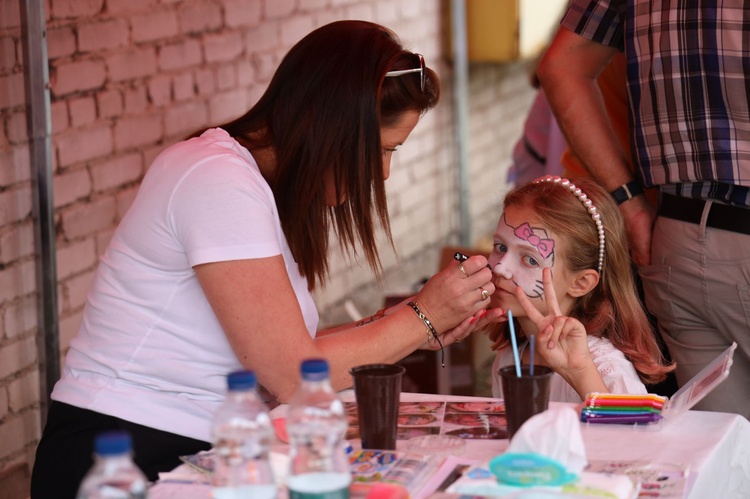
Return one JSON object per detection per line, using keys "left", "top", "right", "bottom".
{"left": 658, "top": 193, "right": 750, "bottom": 235}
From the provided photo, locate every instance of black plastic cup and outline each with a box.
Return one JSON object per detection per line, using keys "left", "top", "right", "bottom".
{"left": 499, "top": 365, "right": 553, "bottom": 439}
{"left": 349, "top": 364, "right": 406, "bottom": 450}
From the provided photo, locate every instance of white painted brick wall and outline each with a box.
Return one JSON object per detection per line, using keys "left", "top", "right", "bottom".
{"left": 55, "top": 239, "right": 97, "bottom": 282}
{"left": 107, "top": 0, "right": 158, "bottom": 15}
{"left": 90, "top": 153, "right": 143, "bottom": 192}
{"left": 224, "top": 0, "right": 262, "bottom": 28}
{"left": 0, "top": 409, "right": 40, "bottom": 463}
{"left": 131, "top": 10, "right": 180, "bottom": 43}
{"left": 47, "top": 26, "right": 76, "bottom": 59}
{"left": 0, "top": 0, "right": 535, "bottom": 476}
{"left": 123, "top": 85, "right": 149, "bottom": 115}
{"left": 59, "top": 196, "right": 118, "bottom": 240}
{"left": 8, "top": 370, "right": 40, "bottom": 413}
{"left": 54, "top": 168, "right": 92, "bottom": 208}
{"left": 114, "top": 114, "right": 164, "bottom": 150}
{"left": 78, "top": 19, "right": 130, "bottom": 53}
{"left": 0, "top": 186, "right": 32, "bottom": 226}
{"left": 159, "top": 40, "right": 202, "bottom": 71}
{"left": 0, "top": 336, "right": 36, "bottom": 380}
{"left": 68, "top": 96, "right": 97, "bottom": 127}
{"left": 172, "top": 72, "right": 195, "bottom": 101}
{"left": 148, "top": 74, "right": 172, "bottom": 107}
{"left": 164, "top": 101, "right": 209, "bottom": 137}
{"left": 0, "top": 73, "right": 24, "bottom": 109}
{"left": 0, "top": 222, "right": 35, "bottom": 266}
{"left": 204, "top": 32, "right": 244, "bottom": 63}
{"left": 107, "top": 48, "right": 159, "bottom": 82}
{"left": 0, "top": 389, "right": 7, "bottom": 422}
{"left": 51, "top": 0, "right": 105, "bottom": 19}
{"left": 3, "top": 296, "right": 37, "bottom": 340}
{"left": 0, "top": 38, "right": 15, "bottom": 76}
{"left": 178, "top": 2, "right": 223, "bottom": 34}
{"left": 96, "top": 89, "right": 123, "bottom": 119}
{"left": 0, "top": 146, "right": 30, "bottom": 186}
{"left": 56, "top": 125, "right": 113, "bottom": 167}
{"left": 51, "top": 59, "right": 107, "bottom": 97}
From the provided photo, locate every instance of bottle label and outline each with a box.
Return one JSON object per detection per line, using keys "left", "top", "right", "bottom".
{"left": 288, "top": 487, "right": 349, "bottom": 499}
{"left": 287, "top": 472, "right": 351, "bottom": 499}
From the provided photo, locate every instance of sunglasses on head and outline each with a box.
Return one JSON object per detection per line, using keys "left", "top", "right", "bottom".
{"left": 385, "top": 53, "right": 425, "bottom": 93}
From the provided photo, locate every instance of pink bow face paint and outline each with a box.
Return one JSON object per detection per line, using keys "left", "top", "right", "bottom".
{"left": 488, "top": 213, "right": 556, "bottom": 299}
{"left": 513, "top": 223, "right": 555, "bottom": 259}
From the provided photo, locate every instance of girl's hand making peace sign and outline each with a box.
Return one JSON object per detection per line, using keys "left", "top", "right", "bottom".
{"left": 514, "top": 267, "right": 608, "bottom": 398}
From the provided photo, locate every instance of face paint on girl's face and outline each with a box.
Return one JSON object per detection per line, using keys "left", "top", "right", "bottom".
{"left": 488, "top": 212, "right": 556, "bottom": 298}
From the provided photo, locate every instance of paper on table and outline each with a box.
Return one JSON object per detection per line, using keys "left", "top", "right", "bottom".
{"left": 171, "top": 450, "right": 290, "bottom": 488}
{"left": 148, "top": 481, "right": 212, "bottom": 498}
{"left": 414, "top": 455, "right": 482, "bottom": 499}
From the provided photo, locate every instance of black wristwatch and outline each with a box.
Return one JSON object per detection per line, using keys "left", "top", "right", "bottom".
{"left": 610, "top": 180, "right": 644, "bottom": 205}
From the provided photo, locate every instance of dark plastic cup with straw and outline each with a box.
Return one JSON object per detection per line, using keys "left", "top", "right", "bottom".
{"left": 500, "top": 311, "right": 552, "bottom": 438}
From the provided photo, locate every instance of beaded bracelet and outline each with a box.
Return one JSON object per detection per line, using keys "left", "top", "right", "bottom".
{"left": 407, "top": 301, "right": 445, "bottom": 367}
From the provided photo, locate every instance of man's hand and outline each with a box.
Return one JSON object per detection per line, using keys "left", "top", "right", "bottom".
{"left": 620, "top": 196, "right": 656, "bottom": 266}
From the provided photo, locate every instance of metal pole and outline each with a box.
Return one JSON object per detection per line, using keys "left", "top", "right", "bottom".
{"left": 20, "top": 0, "right": 59, "bottom": 428}
{"left": 450, "top": 0, "right": 472, "bottom": 246}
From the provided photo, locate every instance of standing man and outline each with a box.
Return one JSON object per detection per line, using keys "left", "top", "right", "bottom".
{"left": 538, "top": 0, "right": 750, "bottom": 418}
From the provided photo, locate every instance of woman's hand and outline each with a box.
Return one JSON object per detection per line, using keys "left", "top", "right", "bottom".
{"left": 414, "top": 255, "right": 498, "bottom": 336}
{"left": 515, "top": 267, "right": 606, "bottom": 396}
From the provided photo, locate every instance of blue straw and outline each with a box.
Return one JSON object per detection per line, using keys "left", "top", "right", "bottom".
{"left": 507, "top": 310, "right": 521, "bottom": 377}
{"left": 529, "top": 335, "right": 535, "bottom": 376}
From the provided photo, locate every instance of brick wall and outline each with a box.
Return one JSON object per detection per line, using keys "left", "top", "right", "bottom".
{"left": 0, "top": 0, "right": 534, "bottom": 476}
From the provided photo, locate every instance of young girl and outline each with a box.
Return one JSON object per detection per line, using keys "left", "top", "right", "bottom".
{"left": 488, "top": 175, "right": 674, "bottom": 402}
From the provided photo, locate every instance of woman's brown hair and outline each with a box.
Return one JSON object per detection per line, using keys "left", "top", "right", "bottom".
{"left": 197, "top": 20, "right": 439, "bottom": 290}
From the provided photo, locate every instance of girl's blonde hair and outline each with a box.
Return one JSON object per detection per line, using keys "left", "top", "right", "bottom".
{"left": 488, "top": 177, "right": 674, "bottom": 384}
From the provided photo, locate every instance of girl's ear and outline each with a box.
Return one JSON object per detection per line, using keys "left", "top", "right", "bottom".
{"left": 568, "top": 269, "right": 599, "bottom": 297}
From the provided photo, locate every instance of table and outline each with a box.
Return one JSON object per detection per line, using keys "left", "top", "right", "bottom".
{"left": 150, "top": 391, "right": 750, "bottom": 498}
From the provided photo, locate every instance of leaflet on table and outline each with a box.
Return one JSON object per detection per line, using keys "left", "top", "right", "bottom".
{"left": 587, "top": 459, "right": 690, "bottom": 498}
{"left": 344, "top": 399, "right": 509, "bottom": 441}
{"left": 181, "top": 447, "right": 451, "bottom": 498}
{"left": 349, "top": 449, "right": 442, "bottom": 498}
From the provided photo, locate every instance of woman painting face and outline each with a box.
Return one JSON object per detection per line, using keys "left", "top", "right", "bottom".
{"left": 488, "top": 206, "right": 557, "bottom": 300}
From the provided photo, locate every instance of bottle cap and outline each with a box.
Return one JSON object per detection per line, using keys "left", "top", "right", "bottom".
{"left": 300, "top": 358, "right": 329, "bottom": 381}
{"left": 94, "top": 430, "right": 133, "bottom": 456}
{"left": 227, "top": 370, "right": 257, "bottom": 391}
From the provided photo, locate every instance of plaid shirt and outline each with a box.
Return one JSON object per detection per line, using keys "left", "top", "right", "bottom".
{"left": 563, "top": 0, "right": 750, "bottom": 207}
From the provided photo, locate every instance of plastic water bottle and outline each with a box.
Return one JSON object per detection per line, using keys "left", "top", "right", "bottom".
{"left": 76, "top": 430, "right": 149, "bottom": 499}
{"left": 211, "top": 370, "right": 276, "bottom": 499}
{"left": 286, "top": 358, "right": 351, "bottom": 499}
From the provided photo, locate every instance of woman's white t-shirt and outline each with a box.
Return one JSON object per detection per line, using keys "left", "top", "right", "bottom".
{"left": 52, "top": 128, "right": 319, "bottom": 442}
{"left": 491, "top": 336, "right": 648, "bottom": 403}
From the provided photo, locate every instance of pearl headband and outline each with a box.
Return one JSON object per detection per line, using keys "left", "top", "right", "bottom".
{"left": 534, "top": 175, "right": 605, "bottom": 273}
